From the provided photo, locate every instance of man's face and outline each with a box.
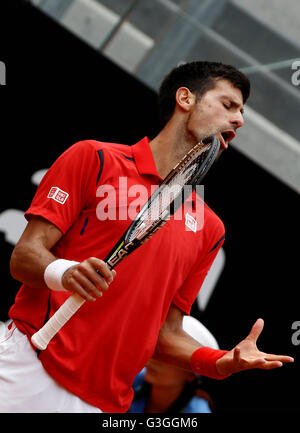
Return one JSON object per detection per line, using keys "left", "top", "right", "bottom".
{"left": 186, "top": 78, "right": 245, "bottom": 154}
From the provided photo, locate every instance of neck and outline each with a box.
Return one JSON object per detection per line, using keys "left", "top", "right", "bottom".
{"left": 145, "top": 384, "right": 185, "bottom": 413}
{"left": 149, "top": 119, "right": 196, "bottom": 179}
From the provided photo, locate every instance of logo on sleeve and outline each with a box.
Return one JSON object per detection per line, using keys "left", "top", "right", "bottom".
{"left": 47, "top": 187, "right": 69, "bottom": 204}
{"left": 185, "top": 213, "right": 197, "bottom": 232}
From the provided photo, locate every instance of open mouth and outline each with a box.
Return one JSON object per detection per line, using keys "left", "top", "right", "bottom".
{"left": 220, "top": 130, "right": 236, "bottom": 149}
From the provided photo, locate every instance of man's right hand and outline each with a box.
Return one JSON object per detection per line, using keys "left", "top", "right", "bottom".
{"left": 62, "top": 257, "right": 116, "bottom": 301}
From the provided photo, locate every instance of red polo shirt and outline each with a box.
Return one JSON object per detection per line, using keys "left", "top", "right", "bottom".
{"left": 9, "top": 137, "right": 225, "bottom": 412}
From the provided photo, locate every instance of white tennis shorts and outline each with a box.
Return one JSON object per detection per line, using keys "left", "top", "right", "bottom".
{"left": 0, "top": 320, "right": 102, "bottom": 413}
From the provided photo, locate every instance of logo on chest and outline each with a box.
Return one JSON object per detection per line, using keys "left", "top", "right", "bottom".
{"left": 185, "top": 213, "right": 197, "bottom": 232}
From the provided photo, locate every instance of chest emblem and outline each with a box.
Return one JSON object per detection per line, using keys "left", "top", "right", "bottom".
{"left": 185, "top": 213, "right": 197, "bottom": 232}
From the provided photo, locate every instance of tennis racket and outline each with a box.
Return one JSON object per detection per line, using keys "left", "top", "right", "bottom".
{"left": 31, "top": 136, "right": 220, "bottom": 350}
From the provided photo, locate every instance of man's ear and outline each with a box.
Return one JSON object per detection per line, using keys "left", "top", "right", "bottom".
{"left": 175, "top": 87, "right": 196, "bottom": 113}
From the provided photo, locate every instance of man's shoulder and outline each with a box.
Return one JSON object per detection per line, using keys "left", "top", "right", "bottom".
{"left": 194, "top": 192, "right": 225, "bottom": 232}
{"left": 83, "top": 139, "right": 133, "bottom": 158}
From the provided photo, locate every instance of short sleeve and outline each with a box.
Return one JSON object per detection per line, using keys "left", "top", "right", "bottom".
{"left": 172, "top": 234, "right": 225, "bottom": 314}
{"left": 25, "top": 141, "right": 100, "bottom": 234}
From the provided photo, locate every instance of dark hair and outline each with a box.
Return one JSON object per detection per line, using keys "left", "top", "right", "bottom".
{"left": 158, "top": 61, "right": 250, "bottom": 127}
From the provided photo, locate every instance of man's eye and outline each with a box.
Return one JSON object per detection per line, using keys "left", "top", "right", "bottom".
{"left": 223, "top": 103, "right": 230, "bottom": 109}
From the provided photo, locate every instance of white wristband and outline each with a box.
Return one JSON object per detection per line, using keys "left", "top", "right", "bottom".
{"left": 44, "top": 259, "right": 80, "bottom": 292}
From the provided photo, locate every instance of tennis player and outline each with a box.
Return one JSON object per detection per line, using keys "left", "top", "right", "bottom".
{"left": 0, "top": 61, "right": 293, "bottom": 413}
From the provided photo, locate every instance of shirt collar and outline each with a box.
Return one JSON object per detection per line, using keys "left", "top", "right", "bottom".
{"left": 132, "top": 137, "right": 162, "bottom": 181}
{"left": 132, "top": 137, "right": 197, "bottom": 205}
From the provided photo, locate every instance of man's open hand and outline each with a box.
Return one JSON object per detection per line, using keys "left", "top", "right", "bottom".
{"left": 216, "top": 318, "right": 294, "bottom": 376}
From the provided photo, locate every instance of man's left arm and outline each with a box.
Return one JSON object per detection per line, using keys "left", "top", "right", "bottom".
{"left": 153, "top": 304, "right": 294, "bottom": 379}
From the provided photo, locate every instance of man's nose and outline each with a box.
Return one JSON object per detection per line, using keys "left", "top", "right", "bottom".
{"left": 231, "top": 111, "right": 244, "bottom": 129}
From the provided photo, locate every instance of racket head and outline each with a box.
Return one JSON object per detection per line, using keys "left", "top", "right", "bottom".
{"left": 125, "top": 136, "right": 220, "bottom": 243}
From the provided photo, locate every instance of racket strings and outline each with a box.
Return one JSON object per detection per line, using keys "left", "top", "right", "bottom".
{"left": 128, "top": 144, "right": 211, "bottom": 241}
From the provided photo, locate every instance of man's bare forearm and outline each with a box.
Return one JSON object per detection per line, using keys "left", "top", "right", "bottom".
{"left": 153, "top": 326, "right": 200, "bottom": 371}
{"left": 10, "top": 216, "right": 116, "bottom": 300}
{"left": 10, "top": 216, "right": 63, "bottom": 288}
{"left": 10, "top": 238, "right": 57, "bottom": 288}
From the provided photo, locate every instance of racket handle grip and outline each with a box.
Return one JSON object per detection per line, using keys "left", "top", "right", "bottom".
{"left": 31, "top": 293, "right": 86, "bottom": 350}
